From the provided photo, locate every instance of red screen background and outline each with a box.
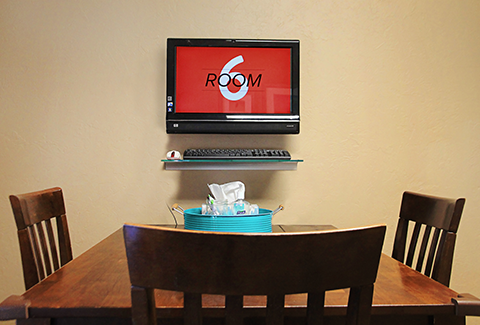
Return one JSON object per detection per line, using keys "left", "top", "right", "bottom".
{"left": 175, "top": 47, "right": 291, "bottom": 114}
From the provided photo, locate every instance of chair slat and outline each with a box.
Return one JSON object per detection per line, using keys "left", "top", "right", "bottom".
{"left": 225, "top": 295, "right": 243, "bottom": 325}
{"left": 266, "top": 294, "right": 285, "bottom": 325}
{"left": 392, "top": 218, "right": 409, "bottom": 262}
{"left": 416, "top": 225, "right": 432, "bottom": 272}
{"left": 184, "top": 293, "right": 202, "bottom": 325}
{"left": 346, "top": 285, "right": 374, "bottom": 325}
{"left": 425, "top": 228, "right": 441, "bottom": 277}
{"left": 306, "top": 292, "right": 324, "bottom": 325}
{"left": 432, "top": 232, "right": 456, "bottom": 286}
{"left": 406, "top": 222, "right": 422, "bottom": 267}
{"left": 45, "top": 219, "right": 60, "bottom": 270}
{"left": 17, "top": 229, "right": 40, "bottom": 289}
{"left": 57, "top": 214, "right": 73, "bottom": 265}
{"left": 28, "top": 226, "right": 45, "bottom": 281}
{"left": 131, "top": 286, "right": 156, "bottom": 325}
{"left": 35, "top": 223, "right": 53, "bottom": 276}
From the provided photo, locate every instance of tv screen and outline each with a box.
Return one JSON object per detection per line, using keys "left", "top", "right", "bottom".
{"left": 166, "top": 38, "right": 300, "bottom": 134}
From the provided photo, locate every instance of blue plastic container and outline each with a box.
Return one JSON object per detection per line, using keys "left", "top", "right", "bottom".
{"left": 183, "top": 208, "right": 273, "bottom": 233}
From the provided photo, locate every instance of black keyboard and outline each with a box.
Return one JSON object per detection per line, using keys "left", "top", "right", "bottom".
{"left": 183, "top": 148, "right": 291, "bottom": 160}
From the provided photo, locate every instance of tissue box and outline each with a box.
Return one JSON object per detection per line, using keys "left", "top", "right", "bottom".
{"left": 184, "top": 207, "right": 272, "bottom": 233}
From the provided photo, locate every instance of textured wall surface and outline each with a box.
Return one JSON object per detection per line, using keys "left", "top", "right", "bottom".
{"left": 1, "top": 1, "right": 480, "bottom": 323}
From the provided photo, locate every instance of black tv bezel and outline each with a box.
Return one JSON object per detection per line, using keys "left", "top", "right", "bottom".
{"left": 166, "top": 38, "right": 300, "bottom": 134}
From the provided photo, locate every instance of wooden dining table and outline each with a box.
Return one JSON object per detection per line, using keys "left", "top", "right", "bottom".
{"left": 1, "top": 225, "right": 479, "bottom": 325}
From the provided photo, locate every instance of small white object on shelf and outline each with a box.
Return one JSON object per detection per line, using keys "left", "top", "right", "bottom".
{"left": 166, "top": 150, "right": 181, "bottom": 160}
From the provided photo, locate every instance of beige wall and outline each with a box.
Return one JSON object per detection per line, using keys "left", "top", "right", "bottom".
{"left": 1, "top": 0, "right": 479, "bottom": 323}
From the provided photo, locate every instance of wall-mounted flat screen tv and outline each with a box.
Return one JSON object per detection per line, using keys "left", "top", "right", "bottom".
{"left": 166, "top": 38, "right": 300, "bottom": 134}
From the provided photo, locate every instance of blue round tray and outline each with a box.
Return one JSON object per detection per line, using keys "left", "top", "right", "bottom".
{"left": 184, "top": 208, "right": 272, "bottom": 233}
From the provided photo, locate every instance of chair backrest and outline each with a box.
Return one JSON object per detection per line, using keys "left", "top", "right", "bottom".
{"left": 392, "top": 191, "right": 465, "bottom": 287}
{"left": 9, "top": 187, "right": 73, "bottom": 290}
{"left": 124, "top": 223, "right": 386, "bottom": 325}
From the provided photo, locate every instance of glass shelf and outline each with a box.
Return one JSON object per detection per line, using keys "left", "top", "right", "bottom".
{"left": 161, "top": 159, "right": 303, "bottom": 171}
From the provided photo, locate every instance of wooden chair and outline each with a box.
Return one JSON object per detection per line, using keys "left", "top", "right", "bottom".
{"left": 123, "top": 223, "right": 386, "bottom": 325}
{"left": 392, "top": 191, "right": 466, "bottom": 287}
{"left": 10, "top": 187, "right": 73, "bottom": 290}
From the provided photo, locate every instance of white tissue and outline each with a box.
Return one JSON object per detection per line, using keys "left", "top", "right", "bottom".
{"left": 208, "top": 181, "right": 245, "bottom": 204}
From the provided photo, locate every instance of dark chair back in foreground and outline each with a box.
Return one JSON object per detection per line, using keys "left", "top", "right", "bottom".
{"left": 124, "top": 223, "right": 386, "bottom": 325}
{"left": 10, "top": 187, "right": 73, "bottom": 290}
{"left": 392, "top": 191, "right": 465, "bottom": 287}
